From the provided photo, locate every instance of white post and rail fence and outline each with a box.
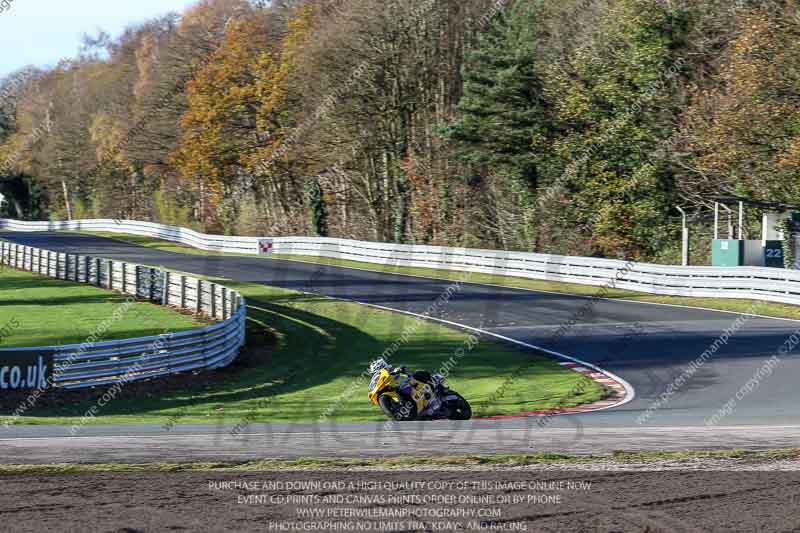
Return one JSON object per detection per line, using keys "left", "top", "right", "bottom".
{"left": 3, "top": 218, "right": 800, "bottom": 305}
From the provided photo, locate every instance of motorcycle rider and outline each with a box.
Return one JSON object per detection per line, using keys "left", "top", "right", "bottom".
{"left": 367, "top": 358, "right": 471, "bottom": 421}
{"left": 369, "top": 359, "right": 443, "bottom": 417}
{"left": 369, "top": 359, "right": 441, "bottom": 389}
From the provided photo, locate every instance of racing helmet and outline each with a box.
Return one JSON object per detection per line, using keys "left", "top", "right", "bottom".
{"left": 369, "top": 358, "right": 390, "bottom": 374}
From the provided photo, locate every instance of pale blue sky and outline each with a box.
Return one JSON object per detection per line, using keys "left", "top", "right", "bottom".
{"left": 0, "top": 0, "right": 200, "bottom": 77}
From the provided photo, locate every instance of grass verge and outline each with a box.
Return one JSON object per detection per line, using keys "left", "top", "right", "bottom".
{"left": 2, "top": 449, "right": 798, "bottom": 474}
{"left": 79, "top": 231, "right": 800, "bottom": 321}
{"left": 1, "top": 278, "right": 605, "bottom": 425}
{"left": 0, "top": 265, "right": 202, "bottom": 347}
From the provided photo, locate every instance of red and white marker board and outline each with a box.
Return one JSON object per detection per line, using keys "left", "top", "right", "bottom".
{"left": 258, "top": 239, "right": 274, "bottom": 254}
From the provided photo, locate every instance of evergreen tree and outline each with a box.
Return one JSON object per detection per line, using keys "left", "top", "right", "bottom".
{"left": 304, "top": 176, "right": 328, "bottom": 237}
{"left": 444, "top": 1, "right": 546, "bottom": 185}
{"left": 442, "top": 1, "right": 549, "bottom": 248}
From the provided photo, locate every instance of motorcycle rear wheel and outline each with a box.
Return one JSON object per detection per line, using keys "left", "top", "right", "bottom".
{"left": 447, "top": 394, "right": 472, "bottom": 420}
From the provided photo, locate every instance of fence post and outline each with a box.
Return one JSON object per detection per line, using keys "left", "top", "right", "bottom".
{"left": 108, "top": 260, "right": 114, "bottom": 290}
{"left": 149, "top": 268, "right": 156, "bottom": 301}
{"left": 134, "top": 265, "right": 140, "bottom": 298}
{"left": 198, "top": 279, "right": 204, "bottom": 315}
{"left": 211, "top": 283, "right": 217, "bottom": 319}
{"left": 163, "top": 271, "right": 170, "bottom": 306}
{"left": 180, "top": 275, "right": 187, "bottom": 308}
{"left": 196, "top": 280, "right": 203, "bottom": 315}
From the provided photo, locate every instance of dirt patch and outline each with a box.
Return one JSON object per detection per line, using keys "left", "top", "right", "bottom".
{"left": 1, "top": 467, "right": 799, "bottom": 532}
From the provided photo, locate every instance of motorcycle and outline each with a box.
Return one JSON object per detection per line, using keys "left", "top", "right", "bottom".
{"left": 367, "top": 359, "right": 472, "bottom": 421}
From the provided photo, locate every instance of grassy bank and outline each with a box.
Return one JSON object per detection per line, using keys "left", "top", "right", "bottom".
{"left": 0, "top": 265, "right": 202, "bottom": 347}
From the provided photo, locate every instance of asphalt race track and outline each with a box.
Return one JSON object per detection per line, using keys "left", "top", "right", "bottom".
{"left": 2, "top": 230, "right": 800, "bottom": 463}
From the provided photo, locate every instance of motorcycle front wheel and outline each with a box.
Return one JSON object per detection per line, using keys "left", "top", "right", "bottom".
{"left": 379, "top": 394, "right": 418, "bottom": 421}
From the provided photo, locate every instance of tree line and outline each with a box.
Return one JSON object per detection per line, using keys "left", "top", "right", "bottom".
{"left": 1, "top": 0, "right": 798, "bottom": 263}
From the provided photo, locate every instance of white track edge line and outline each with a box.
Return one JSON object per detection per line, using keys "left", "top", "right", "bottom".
{"left": 46, "top": 232, "right": 639, "bottom": 415}
{"left": 6, "top": 231, "right": 642, "bottom": 416}
{"left": 345, "top": 300, "right": 636, "bottom": 415}
{"left": 14, "top": 230, "right": 638, "bottom": 417}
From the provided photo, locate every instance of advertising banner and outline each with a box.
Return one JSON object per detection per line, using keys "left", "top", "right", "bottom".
{"left": 0, "top": 351, "right": 53, "bottom": 390}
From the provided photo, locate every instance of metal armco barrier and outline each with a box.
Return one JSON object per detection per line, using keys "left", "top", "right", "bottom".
{"left": 2, "top": 218, "right": 800, "bottom": 306}
{"left": 0, "top": 240, "right": 246, "bottom": 390}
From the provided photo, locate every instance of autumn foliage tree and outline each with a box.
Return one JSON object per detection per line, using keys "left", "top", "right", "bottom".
{"left": 675, "top": 2, "right": 800, "bottom": 208}
{"left": 173, "top": 8, "right": 275, "bottom": 231}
